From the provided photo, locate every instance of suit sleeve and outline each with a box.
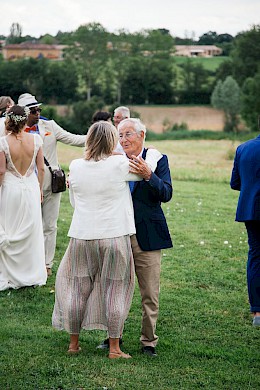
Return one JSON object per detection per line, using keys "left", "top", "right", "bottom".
{"left": 146, "top": 155, "right": 172, "bottom": 202}
{"left": 51, "top": 120, "right": 86, "bottom": 146}
{"left": 230, "top": 148, "right": 241, "bottom": 191}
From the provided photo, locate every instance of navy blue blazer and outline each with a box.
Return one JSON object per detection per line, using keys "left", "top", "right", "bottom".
{"left": 131, "top": 149, "right": 173, "bottom": 251}
{"left": 230, "top": 135, "right": 260, "bottom": 221}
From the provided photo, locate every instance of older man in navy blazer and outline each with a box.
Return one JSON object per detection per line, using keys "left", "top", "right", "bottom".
{"left": 230, "top": 129, "right": 260, "bottom": 326}
{"left": 118, "top": 118, "right": 173, "bottom": 357}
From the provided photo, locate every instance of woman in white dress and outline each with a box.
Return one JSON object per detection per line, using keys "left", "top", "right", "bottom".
{"left": 0, "top": 105, "right": 47, "bottom": 290}
{"left": 52, "top": 121, "right": 151, "bottom": 359}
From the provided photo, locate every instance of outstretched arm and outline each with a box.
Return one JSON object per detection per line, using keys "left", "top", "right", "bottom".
{"left": 51, "top": 120, "right": 86, "bottom": 146}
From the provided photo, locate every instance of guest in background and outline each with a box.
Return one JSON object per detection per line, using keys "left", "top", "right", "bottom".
{"left": 0, "top": 96, "right": 14, "bottom": 136}
{"left": 92, "top": 111, "right": 112, "bottom": 123}
{"left": 113, "top": 106, "right": 130, "bottom": 128}
{"left": 230, "top": 116, "right": 260, "bottom": 326}
{"left": 113, "top": 106, "right": 130, "bottom": 154}
{"left": 52, "top": 121, "right": 148, "bottom": 359}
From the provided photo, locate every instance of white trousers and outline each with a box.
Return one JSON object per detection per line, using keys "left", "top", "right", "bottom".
{"left": 42, "top": 190, "right": 61, "bottom": 268}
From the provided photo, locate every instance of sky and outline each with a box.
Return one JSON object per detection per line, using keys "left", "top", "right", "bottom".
{"left": 0, "top": 0, "right": 259, "bottom": 39}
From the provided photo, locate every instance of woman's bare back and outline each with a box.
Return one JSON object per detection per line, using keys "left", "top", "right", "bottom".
{"left": 7, "top": 132, "right": 36, "bottom": 176}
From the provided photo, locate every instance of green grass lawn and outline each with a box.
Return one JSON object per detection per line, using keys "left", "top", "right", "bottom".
{"left": 173, "top": 56, "right": 229, "bottom": 72}
{"left": 1, "top": 141, "right": 259, "bottom": 390}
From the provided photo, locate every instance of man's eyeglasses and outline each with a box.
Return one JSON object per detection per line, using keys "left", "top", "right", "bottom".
{"left": 119, "top": 132, "right": 137, "bottom": 140}
{"left": 30, "top": 107, "right": 42, "bottom": 114}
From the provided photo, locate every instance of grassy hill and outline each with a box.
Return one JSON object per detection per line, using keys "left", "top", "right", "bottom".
{"left": 173, "top": 56, "right": 229, "bottom": 72}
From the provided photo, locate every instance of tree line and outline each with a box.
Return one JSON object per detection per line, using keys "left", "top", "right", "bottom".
{"left": 0, "top": 23, "right": 259, "bottom": 132}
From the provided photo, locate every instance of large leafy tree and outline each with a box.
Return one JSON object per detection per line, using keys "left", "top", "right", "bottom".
{"left": 198, "top": 31, "right": 218, "bottom": 45}
{"left": 66, "top": 23, "right": 109, "bottom": 101}
{"left": 121, "top": 56, "right": 174, "bottom": 104}
{"left": 107, "top": 28, "right": 175, "bottom": 104}
{"left": 141, "top": 28, "right": 175, "bottom": 56}
{"left": 0, "top": 60, "right": 25, "bottom": 101}
{"left": 177, "top": 59, "right": 212, "bottom": 103}
{"left": 241, "top": 71, "right": 260, "bottom": 131}
{"left": 231, "top": 25, "right": 260, "bottom": 86}
{"left": 40, "top": 60, "right": 78, "bottom": 104}
{"left": 106, "top": 30, "right": 139, "bottom": 104}
{"left": 7, "top": 23, "right": 23, "bottom": 44}
{"left": 211, "top": 76, "right": 241, "bottom": 132}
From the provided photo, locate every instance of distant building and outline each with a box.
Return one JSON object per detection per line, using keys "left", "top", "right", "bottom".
{"left": 174, "top": 45, "right": 222, "bottom": 57}
{"left": 2, "top": 42, "right": 67, "bottom": 60}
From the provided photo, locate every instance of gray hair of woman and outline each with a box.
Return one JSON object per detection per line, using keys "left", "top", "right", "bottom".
{"left": 85, "top": 120, "right": 118, "bottom": 161}
{"left": 118, "top": 118, "right": 147, "bottom": 137}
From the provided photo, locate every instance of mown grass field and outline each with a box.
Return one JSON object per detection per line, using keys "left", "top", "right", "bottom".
{"left": 1, "top": 140, "right": 260, "bottom": 390}
{"left": 129, "top": 106, "right": 225, "bottom": 133}
{"left": 173, "top": 56, "right": 229, "bottom": 72}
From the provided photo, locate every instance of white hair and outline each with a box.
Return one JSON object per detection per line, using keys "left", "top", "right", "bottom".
{"left": 114, "top": 106, "right": 130, "bottom": 119}
{"left": 118, "top": 118, "right": 146, "bottom": 136}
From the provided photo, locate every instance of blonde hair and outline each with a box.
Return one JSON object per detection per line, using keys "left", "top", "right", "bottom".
{"left": 85, "top": 121, "right": 118, "bottom": 161}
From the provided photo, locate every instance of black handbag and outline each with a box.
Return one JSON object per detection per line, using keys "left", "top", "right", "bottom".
{"left": 44, "top": 157, "right": 66, "bottom": 193}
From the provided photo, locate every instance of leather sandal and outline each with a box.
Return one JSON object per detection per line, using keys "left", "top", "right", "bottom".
{"left": 108, "top": 351, "right": 131, "bottom": 359}
{"left": 67, "top": 346, "right": 82, "bottom": 354}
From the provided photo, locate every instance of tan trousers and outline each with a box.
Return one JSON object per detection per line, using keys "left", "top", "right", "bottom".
{"left": 131, "top": 235, "right": 161, "bottom": 347}
{"left": 42, "top": 190, "right": 61, "bottom": 268}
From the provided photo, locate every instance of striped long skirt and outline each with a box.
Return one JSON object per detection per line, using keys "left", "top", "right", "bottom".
{"left": 52, "top": 235, "right": 135, "bottom": 338}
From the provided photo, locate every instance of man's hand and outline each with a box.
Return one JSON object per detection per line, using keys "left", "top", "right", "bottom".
{"left": 129, "top": 155, "right": 152, "bottom": 181}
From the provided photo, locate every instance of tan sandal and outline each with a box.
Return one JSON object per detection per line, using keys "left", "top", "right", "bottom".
{"left": 67, "top": 346, "right": 82, "bottom": 354}
{"left": 109, "top": 351, "right": 131, "bottom": 359}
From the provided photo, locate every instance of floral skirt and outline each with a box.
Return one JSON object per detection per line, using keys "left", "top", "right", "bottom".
{"left": 52, "top": 235, "right": 135, "bottom": 338}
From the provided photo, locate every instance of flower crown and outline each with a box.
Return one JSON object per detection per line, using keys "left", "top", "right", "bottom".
{"left": 6, "top": 106, "right": 30, "bottom": 125}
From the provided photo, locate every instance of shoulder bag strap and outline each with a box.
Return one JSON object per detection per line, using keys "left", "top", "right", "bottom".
{"left": 44, "top": 157, "right": 53, "bottom": 173}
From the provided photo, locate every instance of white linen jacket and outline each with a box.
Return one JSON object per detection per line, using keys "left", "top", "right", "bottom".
{"left": 37, "top": 119, "right": 86, "bottom": 191}
{"left": 68, "top": 155, "right": 141, "bottom": 240}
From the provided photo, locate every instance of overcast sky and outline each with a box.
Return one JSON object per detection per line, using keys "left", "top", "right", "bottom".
{"left": 1, "top": 0, "right": 259, "bottom": 39}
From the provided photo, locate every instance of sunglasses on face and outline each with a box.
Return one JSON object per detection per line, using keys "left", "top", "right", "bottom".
{"left": 30, "top": 107, "right": 42, "bottom": 114}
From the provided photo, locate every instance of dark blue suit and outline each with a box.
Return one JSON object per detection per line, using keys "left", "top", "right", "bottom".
{"left": 131, "top": 149, "right": 173, "bottom": 251}
{"left": 230, "top": 136, "right": 260, "bottom": 313}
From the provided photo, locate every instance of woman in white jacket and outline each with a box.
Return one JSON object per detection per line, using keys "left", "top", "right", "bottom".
{"left": 52, "top": 120, "right": 152, "bottom": 359}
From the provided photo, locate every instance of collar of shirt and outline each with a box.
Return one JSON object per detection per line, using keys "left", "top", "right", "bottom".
{"left": 128, "top": 148, "right": 144, "bottom": 159}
